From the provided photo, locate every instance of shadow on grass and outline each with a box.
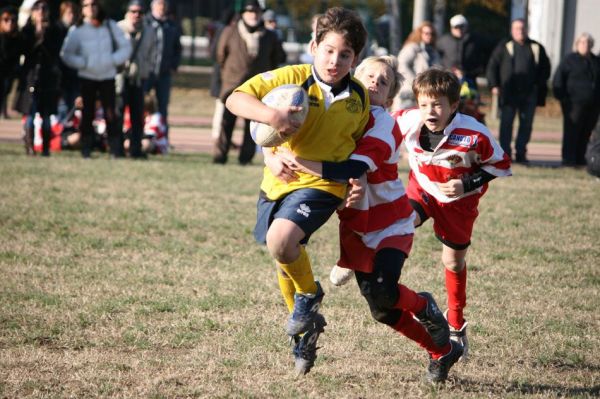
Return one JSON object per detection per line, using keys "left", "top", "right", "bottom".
{"left": 455, "top": 377, "right": 600, "bottom": 397}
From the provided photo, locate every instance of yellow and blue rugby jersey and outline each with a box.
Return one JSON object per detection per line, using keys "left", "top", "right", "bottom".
{"left": 235, "top": 64, "right": 370, "bottom": 200}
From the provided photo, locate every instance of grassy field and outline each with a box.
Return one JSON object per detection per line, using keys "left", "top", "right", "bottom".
{"left": 0, "top": 143, "right": 598, "bottom": 398}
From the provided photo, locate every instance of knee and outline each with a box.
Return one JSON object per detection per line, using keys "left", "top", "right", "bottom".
{"left": 442, "top": 256, "right": 465, "bottom": 272}
{"left": 369, "top": 307, "right": 402, "bottom": 325}
{"left": 266, "top": 232, "right": 297, "bottom": 264}
{"left": 359, "top": 277, "right": 399, "bottom": 314}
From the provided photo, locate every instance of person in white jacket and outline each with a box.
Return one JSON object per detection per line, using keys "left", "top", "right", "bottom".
{"left": 60, "top": 0, "right": 131, "bottom": 158}
{"left": 394, "top": 21, "right": 441, "bottom": 109}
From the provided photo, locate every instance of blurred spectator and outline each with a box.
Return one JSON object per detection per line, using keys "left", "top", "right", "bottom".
{"left": 60, "top": 96, "right": 108, "bottom": 151}
{"left": 13, "top": 0, "right": 62, "bottom": 156}
{"left": 212, "top": 0, "right": 285, "bottom": 165}
{"left": 57, "top": 1, "right": 80, "bottom": 121}
{"left": 144, "top": 0, "right": 182, "bottom": 136}
{"left": 437, "top": 14, "right": 492, "bottom": 84}
{"left": 60, "top": 95, "right": 83, "bottom": 149}
{"left": 60, "top": 0, "right": 131, "bottom": 158}
{"left": 263, "top": 9, "right": 282, "bottom": 41}
{"left": 263, "top": 9, "right": 286, "bottom": 65}
{"left": 209, "top": 8, "right": 235, "bottom": 140}
{"left": 141, "top": 94, "right": 168, "bottom": 155}
{"left": 453, "top": 66, "right": 485, "bottom": 124}
{"left": 395, "top": 21, "right": 440, "bottom": 109}
{"left": 553, "top": 33, "right": 600, "bottom": 167}
{"left": 0, "top": 6, "right": 22, "bottom": 119}
{"left": 299, "top": 13, "right": 320, "bottom": 64}
{"left": 117, "top": 0, "right": 156, "bottom": 159}
{"left": 486, "top": 18, "right": 550, "bottom": 164}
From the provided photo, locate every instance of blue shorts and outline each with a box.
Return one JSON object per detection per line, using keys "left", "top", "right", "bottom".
{"left": 254, "top": 188, "right": 343, "bottom": 245}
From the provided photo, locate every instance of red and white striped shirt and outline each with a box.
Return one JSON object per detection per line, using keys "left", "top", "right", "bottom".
{"left": 393, "top": 109, "right": 512, "bottom": 203}
{"left": 338, "top": 106, "right": 415, "bottom": 245}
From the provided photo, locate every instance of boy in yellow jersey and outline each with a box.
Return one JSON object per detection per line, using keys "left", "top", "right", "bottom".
{"left": 225, "top": 7, "right": 369, "bottom": 375}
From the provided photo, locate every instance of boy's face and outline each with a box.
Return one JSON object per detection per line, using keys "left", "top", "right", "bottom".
{"left": 311, "top": 31, "right": 357, "bottom": 87}
{"left": 417, "top": 94, "right": 458, "bottom": 132}
{"left": 355, "top": 62, "right": 393, "bottom": 107}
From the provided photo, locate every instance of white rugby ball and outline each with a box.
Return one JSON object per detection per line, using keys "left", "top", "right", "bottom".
{"left": 250, "top": 84, "right": 309, "bottom": 147}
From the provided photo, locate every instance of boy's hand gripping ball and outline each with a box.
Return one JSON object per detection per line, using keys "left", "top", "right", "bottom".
{"left": 250, "top": 84, "right": 309, "bottom": 147}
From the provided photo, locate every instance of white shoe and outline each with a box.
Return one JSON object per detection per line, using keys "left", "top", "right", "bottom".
{"left": 329, "top": 265, "right": 354, "bottom": 286}
{"left": 444, "top": 310, "right": 469, "bottom": 361}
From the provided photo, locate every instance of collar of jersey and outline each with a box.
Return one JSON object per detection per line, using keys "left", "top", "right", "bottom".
{"left": 311, "top": 66, "right": 351, "bottom": 101}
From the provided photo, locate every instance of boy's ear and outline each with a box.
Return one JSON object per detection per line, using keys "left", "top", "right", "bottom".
{"left": 310, "top": 39, "right": 318, "bottom": 56}
{"left": 384, "top": 98, "right": 394, "bottom": 109}
{"left": 351, "top": 54, "right": 359, "bottom": 68}
{"left": 451, "top": 100, "right": 460, "bottom": 113}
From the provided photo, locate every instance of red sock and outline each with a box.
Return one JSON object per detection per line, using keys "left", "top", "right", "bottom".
{"left": 392, "top": 311, "right": 450, "bottom": 359}
{"left": 445, "top": 266, "right": 467, "bottom": 329}
{"left": 395, "top": 284, "right": 427, "bottom": 314}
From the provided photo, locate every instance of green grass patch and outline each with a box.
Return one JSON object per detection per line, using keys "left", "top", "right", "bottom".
{"left": 0, "top": 143, "right": 598, "bottom": 397}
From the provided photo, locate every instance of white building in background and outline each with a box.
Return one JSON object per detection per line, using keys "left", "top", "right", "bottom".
{"left": 513, "top": 0, "right": 600, "bottom": 74}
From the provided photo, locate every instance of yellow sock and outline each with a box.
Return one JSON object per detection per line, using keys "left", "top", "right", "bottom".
{"left": 277, "top": 246, "right": 317, "bottom": 295}
{"left": 277, "top": 269, "right": 296, "bottom": 313}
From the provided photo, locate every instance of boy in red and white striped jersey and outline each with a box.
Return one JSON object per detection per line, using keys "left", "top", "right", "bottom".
{"left": 392, "top": 68, "right": 512, "bottom": 360}
{"left": 278, "top": 57, "right": 464, "bottom": 383}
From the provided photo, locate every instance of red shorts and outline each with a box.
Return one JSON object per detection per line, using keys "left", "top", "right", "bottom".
{"left": 338, "top": 220, "right": 413, "bottom": 273}
{"left": 406, "top": 176, "right": 479, "bottom": 248}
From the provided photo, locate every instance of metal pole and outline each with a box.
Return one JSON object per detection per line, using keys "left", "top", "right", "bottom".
{"left": 413, "top": 0, "right": 428, "bottom": 29}
{"left": 387, "top": 0, "right": 401, "bottom": 56}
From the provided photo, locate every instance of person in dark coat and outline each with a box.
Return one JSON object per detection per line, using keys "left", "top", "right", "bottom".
{"left": 436, "top": 14, "right": 492, "bottom": 84}
{"left": 13, "top": 0, "right": 63, "bottom": 156}
{"left": 143, "top": 0, "right": 182, "bottom": 135}
{"left": 553, "top": 33, "right": 600, "bottom": 167}
{"left": 212, "top": 0, "right": 285, "bottom": 165}
{"left": 486, "top": 18, "right": 551, "bottom": 163}
{"left": 56, "top": 1, "right": 80, "bottom": 120}
{"left": 0, "top": 6, "right": 22, "bottom": 119}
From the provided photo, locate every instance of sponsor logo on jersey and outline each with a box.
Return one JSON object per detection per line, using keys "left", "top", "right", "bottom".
{"left": 448, "top": 133, "right": 477, "bottom": 148}
{"left": 297, "top": 203, "right": 311, "bottom": 217}
{"left": 345, "top": 98, "right": 360, "bottom": 113}
{"left": 308, "top": 95, "right": 320, "bottom": 107}
{"left": 447, "top": 154, "right": 462, "bottom": 165}
{"left": 260, "top": 71, "right": 275, "bottom": 80}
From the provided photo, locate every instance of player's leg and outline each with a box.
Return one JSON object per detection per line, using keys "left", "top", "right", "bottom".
{"left": 267, "top": 218, "right": 316, "bottom": 294}
{"left": 267, "top": 189, "right": 341, "bottom": 336}
{"left": 442, "top": 244, "right": 468, "bottom": 326}
{"left": 355, "top": 257, "right": 460, "bottom": 383}
{"left": 429, "top": 195, "right": 478, "bottom": 360}
{"left": 440, "top": 242, "right": 470, "bottom": 360}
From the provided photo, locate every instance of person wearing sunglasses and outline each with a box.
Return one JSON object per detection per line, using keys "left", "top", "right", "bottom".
{"left": 13, "top": 0, "right": 63, "bottom": 156}
{"left": 60, "top": 0, "right": 131, "bottom": 158}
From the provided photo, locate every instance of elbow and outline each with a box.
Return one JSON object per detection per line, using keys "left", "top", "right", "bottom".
{"left": 225, "top": 93, "right": 237, "bottom": 112}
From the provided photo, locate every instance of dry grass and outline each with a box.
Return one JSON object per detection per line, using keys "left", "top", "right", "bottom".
{"left": 0, "top": 143, "right": 598, "bottom": 398}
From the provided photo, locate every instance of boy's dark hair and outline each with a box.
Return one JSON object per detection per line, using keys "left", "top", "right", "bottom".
{"left": 0, "top": 6, "right": 17, "bottom": 17}
{"left": 315, "top": 7, "right": 367, "bottom": 56}
{"left": 412, "top": 68, "right": 461, "bottom": 105}
{"left": 77, "top": 0, "right": 106, "bottom": 25}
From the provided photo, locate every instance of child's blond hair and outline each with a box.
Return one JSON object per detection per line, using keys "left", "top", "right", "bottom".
{"left": 355, "top": 55, "right": 404, "bottom": 102}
